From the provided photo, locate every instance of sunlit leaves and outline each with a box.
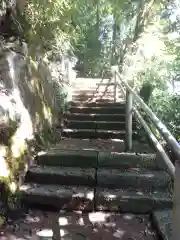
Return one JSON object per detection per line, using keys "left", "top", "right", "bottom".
{"left": 24, "top": 0, "right": 74, "bottom": 54}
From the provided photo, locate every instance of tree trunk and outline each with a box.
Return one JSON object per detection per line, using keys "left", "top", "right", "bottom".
{"left": 118, "top": 0, "right": 155, "bottom": 74}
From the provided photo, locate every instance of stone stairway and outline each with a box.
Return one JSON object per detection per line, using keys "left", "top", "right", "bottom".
{"left": 20, "top": 148, "right": 172, "bottom": 213}
{"left": 19, "top": 78, "right": 173, "bottom": 238}
{"left": 62, "top": 78, "right": 137, "bottom": 139}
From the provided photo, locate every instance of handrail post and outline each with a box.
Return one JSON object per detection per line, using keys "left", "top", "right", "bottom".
{"left": 172, "top": 160, "right": 180, "bottom": 240}
{"left": 125, "top": 89, "right": 133, "bottom": 151}
{"left": 113, "top": 72, "right": 117, "bottom": 103}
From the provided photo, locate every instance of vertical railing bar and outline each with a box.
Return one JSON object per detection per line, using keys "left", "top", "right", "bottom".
{"left": 134, "top": 107, "right": 175, "bottom": 177}
{"left": 118, "top": 82, "right": 126, "bottom": 98}
{"left": 113, "top": 71, "right": 117, "bottom": 103}
{"left": 115, "top": 72, "right": 126, "bottom": 98}
{"left": 114, "top": 69, "right": 180, "bottom": 160}
{"left": 125, "top": 89, "right": 133, "bottom": 151}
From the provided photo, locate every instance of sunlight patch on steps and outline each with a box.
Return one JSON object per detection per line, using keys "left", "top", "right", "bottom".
{"left": 113, "top": 229, "right": 125, "bottom": 238}
{"left": 58, "top": 217, "right": 69, "bottom": 226}
{"left": 38, "top": 151, "right": 48, "bottom": 156}
{"left": 58, "top": 213, "right": 85, "bottom": 227}
{"left": 36, "top": 228, "right": 69, "bottom": 238}
{"left": 73, "top": 191, "right": 94, "bottom": 200}
{"left": 89, "top": 212, "right": 111, "bottom": 223}
{"left": 111, "top": 138, "right": 124, "bottom": 142}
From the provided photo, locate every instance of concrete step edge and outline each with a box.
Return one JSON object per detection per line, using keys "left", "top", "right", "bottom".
{"left": 65, "top": 113, "right": 126, "bottom": 116}
{"left": 20, "top": 183, "right": 94, "bottom": 210}
{"left": 96, "top": 187, "right": 172, "bottom": 213}
{"left": 62, "top": 128, "right": 127, "bottom": 133}
{"left": 64, "top": 120, "right": 127, "bottom": 124}
{"left": 96, "top": 169, "right": 171, "bottom": 189}
{"left": 26, "top": 166, "right": 96, "bottom": 186}
{"left": 27, "top": 165, "right": 96, "bottom": 176}
{"left": 151, "top": 209, "right": 172, "bottom": 240}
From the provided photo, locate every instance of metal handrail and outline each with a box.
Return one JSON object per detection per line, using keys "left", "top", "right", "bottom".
{"left": 111, "top": 67, "right": 176, "bottom": 178}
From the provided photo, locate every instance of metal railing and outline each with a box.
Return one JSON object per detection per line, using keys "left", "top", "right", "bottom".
{"left": 111, "top": 66, "right": 177, "bottom": 178}
{"left": 112, "top": 66, "right": 180, "bottom": 238}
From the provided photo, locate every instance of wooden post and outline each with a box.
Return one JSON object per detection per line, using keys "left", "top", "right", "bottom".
{"left": 114, "top": 72, "right": 117, "bottom": 103}
{"left": 125, "top": 89, "right": 133, "bottom": 151}
{"left": 172, "top": 160, "right": 180, "bottom": 240}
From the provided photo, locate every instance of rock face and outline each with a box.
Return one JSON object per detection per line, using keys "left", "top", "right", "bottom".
{"left": 0, "top": 1, "right": 73, "bottom": 182}
{"left": 0, "top": 39, "right": 60, "bottom": 146}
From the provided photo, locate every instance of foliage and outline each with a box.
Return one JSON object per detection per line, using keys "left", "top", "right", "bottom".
{"left": 20, "top": 0, "right": 180, "bottom": 139}
{"left": 150, "top": 93, "right": 180, "bottom": 141}
{"left": 24, "top": 0, "right": 75, "bottom": 55}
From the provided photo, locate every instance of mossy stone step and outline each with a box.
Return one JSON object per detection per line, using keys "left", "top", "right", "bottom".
{"left": 72, "top": 90, "right": 122, "bottom": 96}
{"left": 75, "top": 78, "right": 111, "bottom": 83}
{"left": 97, "top": 169, "right": 171, "bottom": 190}
{"left": 95, "top": 121, "right": 136, "bottom": 131}
{"left": 62, "top": 129, "right": 136, "bottom": 139}
{"left": 68, "top": 101, "right": 125, "bottom": 108}
{"left": 96, "top": 188, "right": 172, "bottom": 213}
{"left": 20, "top": 183, "right": 94, "bottom": 211}
{"left": 98, "top": 152, "right": 157, "bottom": 169}
{"left": 72, "top": 97, "right": 120, "bottom": 103}
{"left": 68, "top": 106, "right": 125, "bottom": 114}
{"left": 72, "top": 88, "right": 118, "bottom": 93}
{"left": 64, "top": 120, "right": 136, "bottom": 131}
{"left": 36, "top": 149, "right": 98, "bottom": 168}
{"left": 65, "top": 113, "right": 126, "bottom": 122}
{"left": 72, "top": 94, "right": 116, "bottom": 99}
{"left": 65, "top": 120, "right": 96, "bottom": 130}
{"left": 25, "top": 166, "right": 96, "bottom": 187}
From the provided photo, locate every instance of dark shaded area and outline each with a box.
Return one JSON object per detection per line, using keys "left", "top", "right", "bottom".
{"left": 139, "top": 82, "right": 154, "bottom": 104}
{"left": 0, "top": 3, "right": 24, "bottom": 39}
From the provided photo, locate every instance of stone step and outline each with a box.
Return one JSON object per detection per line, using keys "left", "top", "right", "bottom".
{"left": 64, "top": 113, "right": 126, "bottom": 122}
{"left": 75, "top": 78, "right": 112, "bottom": 84}
{"left": 36, "top": 149, "right": 98, "bottom": 168}
{"left": 73, "top": 82, "right": 115, "bottom": 89}
{"left": 72, "top": 97, "right": 122, "bottom": 103}
{"left": 72, "top": 92, "right": 123, "bottom": 97}
{"left": 62, "top": 128, "right": 132, "bottom": 139}
{"left": 152, "top": 209, "right": 172, "bottom": 240}
{"left": 64, "top": 120, "right": 97, "bottom": 129}
{"left": 72, "top": 91, "right": 122, "bottom": 96}
{"left": 36, "top": 149, "right": 156, "bottom": 168}
{"left": 73, "top": 88, "right": 122, "bottom": 94}
{"left": 72, "top": 84, "right": 114, "bottom": 90}
{"left": 20, "top": 183, "right": 94, "bottom": 211}
{"left": 64, "top": 120, "right": 136, "bottom": 130}
{"left": 25, "top": 166, "right": 96, "bottom": 187}
{"left": 98, "top": 152, "right": 158, "bottom": 170}
{"left": 68, "top": 101, "right": 125, "bottom": 108}
{"left": 68, "top": 106, "right": 125, "bottom": 114}
{"left": 97, "top": 169, "right": 171, "bottom": 190}
{"left": 72, "top": 93, "right": 118, "bottom": 98}
{"left": 96, "top": 82, "right": 114, "bottom": 86}
{"left": 96, "top": 121, "right": 136, "bottom": 130}
{"left": 96, "top": 188, "right": 172, "bottom": 213}
{"left": 50, "top": 139, "right": 154, "bottom": 153}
